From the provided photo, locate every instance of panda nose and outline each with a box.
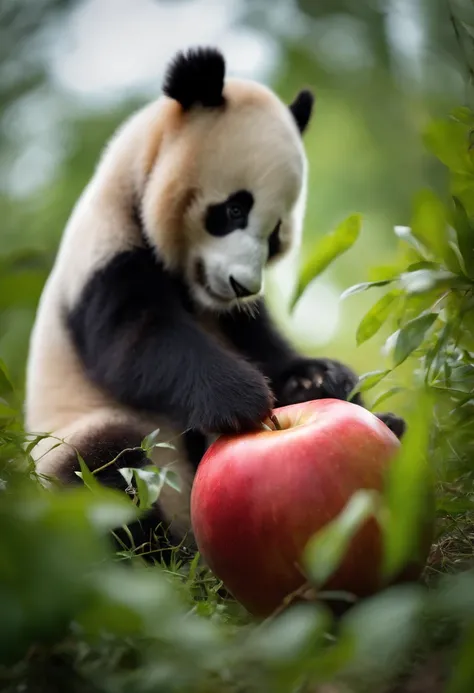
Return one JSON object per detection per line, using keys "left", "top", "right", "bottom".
{"left": 229, "top": 276, "right": 254, "bottom": 298}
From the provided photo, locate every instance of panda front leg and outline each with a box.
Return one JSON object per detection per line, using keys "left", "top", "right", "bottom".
{"left": 272, "top": 356, "right": 406, "bottom": 440}
{"left": 218, "top": 299, "right": 406, "bottom": 440}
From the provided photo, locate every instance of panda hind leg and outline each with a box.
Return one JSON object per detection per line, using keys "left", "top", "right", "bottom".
{"left": 34, "top": 414, "right": 194, "bottom": 565}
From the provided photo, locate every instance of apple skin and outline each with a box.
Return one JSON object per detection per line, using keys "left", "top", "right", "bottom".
{"left": 190, "top": 399, "right": 432, "bottom": 618}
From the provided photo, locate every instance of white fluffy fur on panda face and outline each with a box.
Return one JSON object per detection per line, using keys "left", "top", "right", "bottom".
{"left": 141, "top": 71, "right": 310, "bottom": 312}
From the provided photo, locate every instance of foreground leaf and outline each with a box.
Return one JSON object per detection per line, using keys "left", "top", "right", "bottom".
{"left": 0, "top": 359, "right": 14, "bottom": 394}
{"left": 423, "top": 118, "right": 474, "bottom": 175}
{"left": 410, "top": 189, "right": 451, "bottom": 263}
{"left": 340, "top": 279, "right": 394, "bottom": 300}
{"left": 370, "top": 387, "right": 405, "bottom": 411}
{"left": 75, "top": 453, "right": 101, "bottom": 492}
{"left": 348, "top": 370, "right": 392, "bottom": 400}
{"left": 393, "top": 313, "right": 438, "bottom": 366}
{"left": 399, "top": 268, "right": 462, "bottom": 295}
{"left": 382, "top": 390, "right": 434, "bottom": 579}
{"left": 356, "top": 290, "right": 401, "bottom": 346}
{"left": 452, "top": 196, "right": 474, "bottom": 280}
{"left": 447, "top": 623, "right": 474, "bottom": 693}
{"left": 291, "top": 214, "right": 361, "bottom": 309}
{"left": 394, "top": 225, "right": 428, "bottom": 257}
{"left": 304, "top": 490, "right": 380, "bottom": 587}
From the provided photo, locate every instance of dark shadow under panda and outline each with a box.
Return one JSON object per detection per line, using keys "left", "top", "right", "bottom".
{"left": 25, "top": 46, "right": 405, "bottom": 564}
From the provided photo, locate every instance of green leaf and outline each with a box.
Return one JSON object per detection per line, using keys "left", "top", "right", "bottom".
{"left": 75, "top": 453, "right": 101, "bottom": 492}
{"left": 452, "top": 197, "right": 474, "bottom": 280}
{"left": 162, "top": 468, "right": 182, "bottom": 493}
{"left": 451, "top": 106, "right": 474, "bottom": 126}
{"left": 304, "top": 490, "right": 380, "bottom": 587}
{"left": 406, "top": 261, "right": 441, "bottom": 272}
{"left": 450, "top": 0, "right": 474, "bottom": 28}
{"left": 119, "top": 466, "right": 181, "bottom": 511}
{"left": 0, "top": 359, "right": 14, "bottom": 394}
{"left": 394, "top": 225, "right": 428, "bottom": 257}
{"left": 399, "top": 269, "right": 462, "bottom": 295}
{"left": 133, "top": 468, "right": 153, "bottom": 509}
{"left": 382, "top": 390, "right": 434, "bottom": 580}
{"left": 340, "top": 279, "right": 394, "bottom": 300}
{"left": 141, "top": 429, "right": 176, "bottom": 456}
{"left": 348, "top": 370, "right": 392, "bottom": 400}
{"left": 291, "top": 214, "right": 361, "bottom": 309}
{"left": 87, "top": 495, "right": 140, "bottom": 532}
{"left": 393, "top": 313, "right": 438, "bottom": 367}
{"left": 425, "top": 321, "right": 453, "bottom": 382}
{"left": 410, "top": 189, "right": 460, "bottom": 271}
{"left": 436, "top": 496, "right": 474, "bottom": 513}
{"left": 356, "top": 290, "right": 401, "bottom": 346}
{"left": 423, "top": 119, "right": 474, "bottom": 175}
{"left": 370, "top": 387, "right": 405, "bottom": 411}
{"left": 447, "top": 623, "right": 474, "bottom": 693}
{"left": 341, "top": 584, "right": 425, "bottom": 684}
{"left": 247, "top": 603, "right": 330, "bottom": 664}
{"left": 141, "top": 428, "right": 161, "bottom": 454}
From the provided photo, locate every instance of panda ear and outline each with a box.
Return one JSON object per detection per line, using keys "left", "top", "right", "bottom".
{"left": 289, "top": 89, "right": 314, "bottom": 134}
{"left": 163, "top": 46, "right": 226, "bottom": 111}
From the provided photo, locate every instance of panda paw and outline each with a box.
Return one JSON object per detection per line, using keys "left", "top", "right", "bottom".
{"left": 374, "top": 412, "right": 407, "bottom": 440}
{"left": 190, "top": 363, "right": 274, "bottom": 435}
{"left": 275, "top": 357, "right": 361, "bottom": 407}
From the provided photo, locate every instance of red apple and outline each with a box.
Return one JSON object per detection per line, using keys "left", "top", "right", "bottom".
{"left": 190, "top": 398, "right": 431, "bottom": 618}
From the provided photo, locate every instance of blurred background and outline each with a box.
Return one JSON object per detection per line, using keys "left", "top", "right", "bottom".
{"left": 0, "top": 0, "right": 465, "bottom": 399}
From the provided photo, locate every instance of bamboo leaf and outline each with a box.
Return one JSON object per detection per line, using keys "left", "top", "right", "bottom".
{"left": 0, "top": 359, "right": 14, "bottom": 394}
{"left": 410, "top": 189, "right": 460, "bottom": 272}
{"left": 393, "top": 314, "right": 438, "bottom": 367}
{"left": 399, "top": 269, "right": 461, "bottom": 295}
{"left": 348, "top": 369, "right": 392, "bottom": 401}
{"left": 304, "top": 490, "right": 380, "bottom": 587}
{"left": 370, "top": 387, "right": 405, "bottom": 411}
{"left": 340, "top": 279, "right": 394, "bottom": 300}
{"left": 452, "top": 196, "right": 474, "bottom": 280}
{"left": 356, "top": 290, "right": 401, "bottom": 346}
{"left": 382, "top": 390, "right": 434, "bottom": 580}
{"left": 291, "top": 214, "right": 361, "bottom": 309}
{"left": 75, "top": 454, "right": 101, "bottom": 492}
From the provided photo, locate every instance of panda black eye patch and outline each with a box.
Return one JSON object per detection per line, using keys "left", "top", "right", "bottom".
{"left": 204, "top": 190, "right": 254, "bottom": 236}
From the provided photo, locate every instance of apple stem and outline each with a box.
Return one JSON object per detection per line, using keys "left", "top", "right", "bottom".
{"left": 270, "top": 414, "right": 282, "bottom": 431}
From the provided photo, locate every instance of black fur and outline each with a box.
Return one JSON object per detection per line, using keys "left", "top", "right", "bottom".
{"left": 218, "top": 300, "right": 406, "bottom": 439}
{"left": 183, "top": 429, "right": 208, "bottom": 469}
{"left": 205, "top": 190, "right": 254, "bottom": 237}
{"left": 163, "top": 46, "right": 225, "bottom": 111}
{"left": 58, "top": 424, "right": 186, "bottom": 562}
{"left": 66, "top": 247, "right": 273, "bottom": 436}
{"left": 268, "top": 221, "right": 282, "bottom": 260}
{"left": 218, "top": 301, "right": 360, "bottom": 405}
{"left": 375, "top": 412, "right": 406, "bottom": 439}
{"left": 289, "top": 89, "right": 314, "bottom": 134}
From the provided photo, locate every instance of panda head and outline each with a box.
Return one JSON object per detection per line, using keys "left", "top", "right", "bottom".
{"left": 141, "top": 46, "right": 314, "bottom": 312}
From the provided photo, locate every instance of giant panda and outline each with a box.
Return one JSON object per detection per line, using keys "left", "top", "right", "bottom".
{"left": 24, "top": 46, "right": 405, "bottom": 562}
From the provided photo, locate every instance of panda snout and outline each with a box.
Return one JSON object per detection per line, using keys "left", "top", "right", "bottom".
{"left": 229, "top": 275, "right": 262, "bottom": 299}
{"left": 229, "top": 276, "right": 254, "bottom": 298}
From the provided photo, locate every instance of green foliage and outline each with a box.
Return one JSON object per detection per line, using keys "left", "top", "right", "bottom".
{"left": 1, "top": 3, "right": 474, "bottom": 691}
{"left": 290, "top": 214, "right": 361, "bottom": 309}
{"left": 303, "top": 490, "right": 380, "bottom": 587}
{"left": 288, "top": 96, "right": 474, "bottom": 689}
{"left": 0, "top": 99, "right": 466, "bottom": 690}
